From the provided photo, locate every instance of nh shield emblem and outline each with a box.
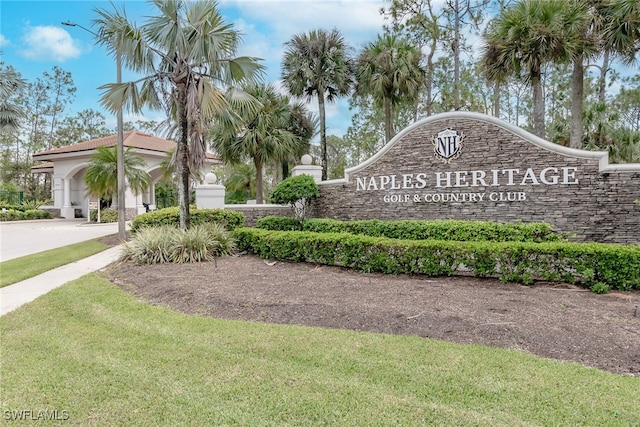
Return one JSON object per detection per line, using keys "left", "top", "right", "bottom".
{"left": 432, "top": 128, "right": 464, "bottom": 164}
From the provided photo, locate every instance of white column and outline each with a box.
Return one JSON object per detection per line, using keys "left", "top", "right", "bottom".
{"left": 63, "top": 178, "right": 71, "bottom": 207}
{"left": 61, "top": 178, "right": 75, "bottom": 219}
{"left": 150, "top": 182, "right": 156, "bottom": 206}
{"left": 52, "top": 177, "right": 63, "bottom": 208}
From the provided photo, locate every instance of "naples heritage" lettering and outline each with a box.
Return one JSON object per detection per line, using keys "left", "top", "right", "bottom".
{"left": 355, "top": 166, "right": 579, "bottom": 204}
{"left": 356, "top": 167, "right": 579, "bottom": 191}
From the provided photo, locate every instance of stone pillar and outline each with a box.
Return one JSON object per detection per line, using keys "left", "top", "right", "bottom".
{"left": 195, "top": 172, "right": 225, "bottom": 209}
{"left": 291, "top": 154, "right": 323, "bottom": 183}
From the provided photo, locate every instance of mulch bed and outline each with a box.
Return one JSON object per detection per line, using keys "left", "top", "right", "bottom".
{"left": 103, "top": 252, "right": 640, "bottom": 376}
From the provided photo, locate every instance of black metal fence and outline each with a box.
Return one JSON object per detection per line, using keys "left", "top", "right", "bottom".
{"left": 0, "top": 191, "right": 24, "bottom": 205}
{"left": 155, "top": 190, "right": 176, "bottom": 209}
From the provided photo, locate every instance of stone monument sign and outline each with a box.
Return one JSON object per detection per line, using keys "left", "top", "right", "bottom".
{"left": 315, "top": 112, "right": 640, "bottom": 244}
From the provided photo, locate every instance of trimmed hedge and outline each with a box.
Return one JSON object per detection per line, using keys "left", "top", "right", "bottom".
{"left": 256, "top": 216, "right": 569, "bottom": 243}
{"left": 90, "top": 209, "right": 118, "bottom": 223}
{"left": 0, "top": 209, "right": 51, "bottom": 221}
{"left": 233, "top": 227, "right": 640, "bottom": 291}
{"left": 131, "top": 206, "right": 245, "bottom": 232}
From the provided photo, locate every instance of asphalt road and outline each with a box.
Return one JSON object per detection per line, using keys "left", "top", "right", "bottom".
{"left": 0, "top": 219, "right": 120, "bottom": 262}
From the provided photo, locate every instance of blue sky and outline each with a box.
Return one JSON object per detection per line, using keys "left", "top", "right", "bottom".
{"left": 1, "top": 0, "right": 387, "bottom": 136}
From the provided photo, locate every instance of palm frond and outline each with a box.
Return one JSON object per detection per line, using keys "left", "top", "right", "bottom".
{"left": 99, "top": 81, "right": 144, "bottom": 114}
{"left": 195, "top": 78, "right": 228, "bottom": 121}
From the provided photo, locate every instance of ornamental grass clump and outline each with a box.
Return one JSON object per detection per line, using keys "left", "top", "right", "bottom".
{"left": 120, "top": 223, "right": 236, "bottom": 265}
{"left": 171, "top": 223, "right": 237, "bottom": 263}
{"left": 119, "top": 225, "right": 177, "bottom": 264}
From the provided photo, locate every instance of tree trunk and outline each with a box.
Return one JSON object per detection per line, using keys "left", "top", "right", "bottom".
{"left": 493, "top": 82, "right": 501, "bottom": 118}
{"left": 531, "top": 67, "right": 545, "bottom": 139}
{"left": 384, "top": 96, "right": 393, "bottom": 143}
{"left": 453, "top": 0, "right": 461, "bottom": 110}
{"left": 317, "top": 87, "right": 327, "bottom": 181}
{"left": 176, "top": 83, "right": 190, "bottom": 230}
{"left": 254, "top": 157, "right": 263, "bottom": 204}
{"left": 426, "top": 39, "right": 436, "bottom": 117}
{"left": 597, "top": 51, "right": 610, "bottom": 147}
{"left": 569, "top": 56, "right": 584, "bottom": 149}
{"left": 493, "top": 0, "right": 506, "bottom": 119}
{"left": 598, "top": 50, "right": 609, "bottom": 105}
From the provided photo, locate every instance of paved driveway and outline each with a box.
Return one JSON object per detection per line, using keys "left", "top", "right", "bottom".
{"left": 0, "top": 219, "right": 120, "bottom": 262}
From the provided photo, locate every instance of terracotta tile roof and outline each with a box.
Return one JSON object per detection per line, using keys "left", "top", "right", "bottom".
{"left": 32, "top": 131, "right": 174, "bottom": 157}
{"left": 32, "top": 130, "right": 220, "bottom": 160}
{"left": 30, "top": 161, "right": 54, "bottom": 172}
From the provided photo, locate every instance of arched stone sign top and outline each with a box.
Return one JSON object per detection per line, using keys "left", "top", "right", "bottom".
{"left": 316, "top": 112, "right": 640, "bottom": 244}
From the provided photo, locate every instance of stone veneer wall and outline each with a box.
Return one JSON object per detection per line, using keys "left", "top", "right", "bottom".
{"left": 225, "top": 204, "right": 293, "bottom": 227}
{"left": 42, "top": 207, "right": 61, "bottom": 218}
{"left": 313, "top": 112, "right": 640, "bottom": 244}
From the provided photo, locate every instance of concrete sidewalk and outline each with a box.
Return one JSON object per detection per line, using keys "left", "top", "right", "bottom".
{"left": 0, "top": 245, "right": 123, "bottom": 316}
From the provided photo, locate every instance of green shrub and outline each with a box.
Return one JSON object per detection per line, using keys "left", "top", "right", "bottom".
{"left": 120, "top": 223, "right": 236, "bottom": 265}
{"left": 233, "top": 227, "right": 640, "bottom": 292}
{"left": 130, "top": 207, "right": 245, "bottom": 232}
{"left": 90, "top": 209, "right": 118, "bottom": 223}
{"left": 24, "top": 209, "right": 51, "bottom": 220}
{"left": 256, "top": 217, "right": 568, "bottom": 243}
{"left": 270, "top": 175, "right": 320, "bottom": 229}
{"left": 0, "top": 208, "right": 51, "bottom": 221}
{"left": 0, "top": 209, "right": 23, "bottom": 221}
{"left": 0, "top": 205, "right": 28, "bottom": 212}
{"left": 589, "top": 282, "right": 611, "bottom": 294}
{"left": 0, "top": 208, "right": 23, "bottom": 221}
{"left": 256, "top": 216, "right": 300, "bottom": 231}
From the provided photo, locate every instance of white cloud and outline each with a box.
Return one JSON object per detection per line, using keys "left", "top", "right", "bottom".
{"left": 227, "top": 0, "right": 385, "bottom": 78}
{"left": 233, "top": 18, "right": 275, "bottom": 61}
{"left": 232, "top": 0, "right": 384, "bottom": 46}
{"left": 226, "top": 0, "right": 385, "bottom": 134}
{"left": 0, "top": 34, "right": 9, "bottom": 47}
{"left": 20, "top": 26, "right": 81, "bottom": 62}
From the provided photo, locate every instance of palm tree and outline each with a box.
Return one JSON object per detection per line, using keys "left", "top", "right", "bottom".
{"left": 281, "top": 28, "right": 354, "bottom": 180}
{"left": 481, "top": 0, "right": 588, "bottom": 139}
{"left": 210, "top": 83, "right": 311, "bottom": 204}
{"left": 84, "top": 146, "right": 151, "bottom": 208}
{"left": 603, "top": 0, "right": 640, "bottom": 63}
{"left": 281, "top": 100, "right": 317, "bottom": 179}
{"left": 595, "top": 0, "right": 640, "bottom": 111}
{"left": 0, "top": 63, "right": 26, "bottom": 132}
{"left": 93, "top": 0, "right": 264, "bottom": 229}
{"left": 355, "top": 33, "right": 425, "bottom": 144}
{"left": 224, "top": 163, "right": 257, "bottom": 203}
{"left": 565, "top": 1, "right": 596, "bottom": 149}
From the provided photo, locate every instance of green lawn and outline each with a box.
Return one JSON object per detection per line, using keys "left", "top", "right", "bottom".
{"left": 0, "top": 238, "right": 111, "bottom": 288}
{"left": 2, "top": 274, "right": 638, "bottom": 426}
